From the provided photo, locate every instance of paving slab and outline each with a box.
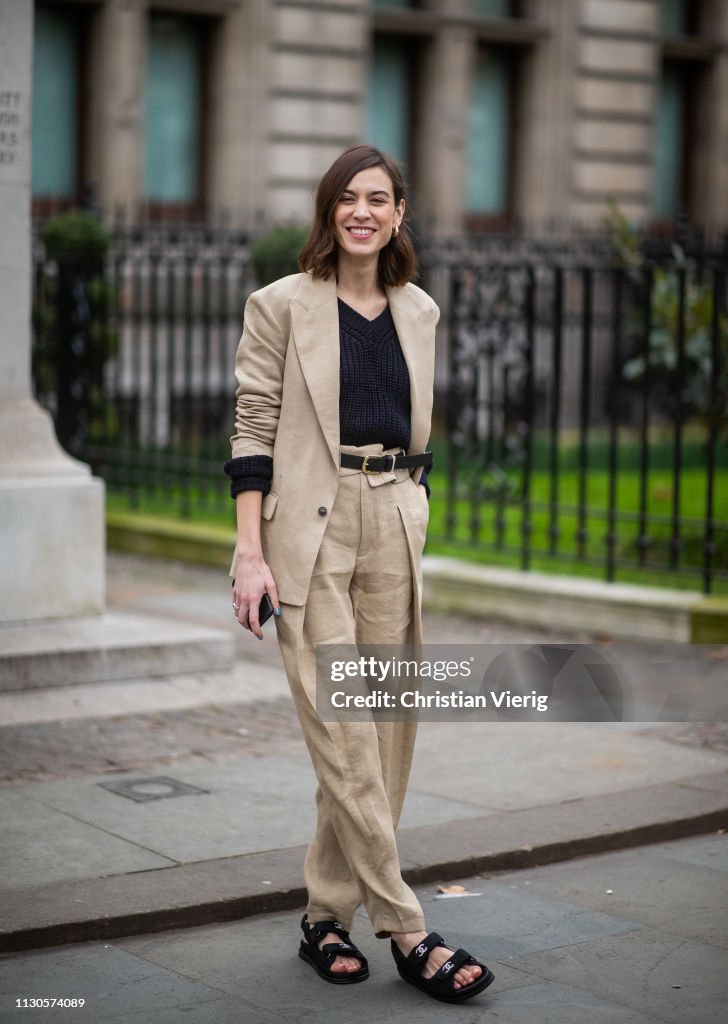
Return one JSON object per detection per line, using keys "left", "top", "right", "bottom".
{"left": 409, "top": 720, "right": 728, "bottom": 811}
{"left": 0, "top": 943, "right": 283, "bottom": 1024}
{"left": 0, "top": 789, "right": 173, "bottom": 892}
{"left": 1, "top": 775, "right": 726, "bottom": 953}
{"left": 508, "top": 927, "right": 727, "bottom": 1024}
{"left": 5, "top": 757, "right": 489, "bottom": 883}
{"left": 397, "top": 878, "right": 642, "bottom": 961}
{"left": 5, "top": 836, "right": 722, "bottom": 1024}
{"left": 491, "top": 837, "right": 728, "bottom": 949}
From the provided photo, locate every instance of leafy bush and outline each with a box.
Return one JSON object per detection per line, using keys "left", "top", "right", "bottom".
{"left": 250, "top": 224, "right": 310, "bottom": 286}
{"left": 39, "top": 208, "right": 111, "bottom": 265}
{"left": 604, "top": 201, "right": 728, "bottom": 435}
{"left": 33, "top": 210, "right": 117, "bottom": 449}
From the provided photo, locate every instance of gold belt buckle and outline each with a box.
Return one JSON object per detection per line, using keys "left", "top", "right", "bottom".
{"left": 361, "top": 453, "right": 396, "bottom": 475}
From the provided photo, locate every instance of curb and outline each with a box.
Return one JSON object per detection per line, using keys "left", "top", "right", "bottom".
{"left": 423, "top": 557, "right": 728, "bottom": 644}
{"left": 106, "top": 512, "right": 235, "bottom": 570}
{"left": 2, "top": 772, "right": 726, "bottom": 953}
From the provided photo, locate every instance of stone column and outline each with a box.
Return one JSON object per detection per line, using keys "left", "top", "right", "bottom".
{"left": 207, "top": 0, "right": 269, "bottom": 227}
{"left": 87, "top": 0, "right": 147, "bottom": 216}
{"left": 415, "top": 0, "right": 476, "bottom": 234}
{"left": 0, "top": 0, "right": 104, "bottom": 622}
{"left": 515, "top": 0, "right": 580, "bottom": 229}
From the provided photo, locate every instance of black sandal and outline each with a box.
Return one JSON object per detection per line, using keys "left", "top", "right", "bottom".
{"left": 298, "top": 914, "right": 369, "bottom": 985}
{"left": 391, "top": 931, "right": 494, "bottom": 1004}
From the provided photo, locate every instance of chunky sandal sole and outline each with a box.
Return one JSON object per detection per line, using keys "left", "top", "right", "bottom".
{"left": 299, "top": 943, "right": 369, "bottom": 985}
{"left": 396, "top": 962, "right": 494, "bottom": 1003}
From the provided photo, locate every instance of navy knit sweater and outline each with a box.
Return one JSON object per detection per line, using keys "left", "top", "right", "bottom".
{"left": 224, "top": 299, "right": 430, "bottom": 498}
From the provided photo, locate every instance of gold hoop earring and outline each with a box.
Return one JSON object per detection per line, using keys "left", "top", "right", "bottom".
{"left": 392, "top": 224, "right": 399, "bottom": 238}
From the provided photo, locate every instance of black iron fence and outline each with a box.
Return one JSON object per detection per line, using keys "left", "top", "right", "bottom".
{"left": 31, "top": 225, "right": 728, "bottom": 592}
{"left": 437, "top": 255, "right": 727, "bottom": 593}
{"left": 33, "top": 222, "right": 255, "bottom": 519}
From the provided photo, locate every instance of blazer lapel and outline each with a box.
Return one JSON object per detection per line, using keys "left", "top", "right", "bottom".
{"left": 290, "top": 275, "right": 436, "bottom": 469}
{"left": 290, "top": 274, "right": 340, "bottom": 470}
{"left": 387, "top": 285, "right": 436, "bottom": 456}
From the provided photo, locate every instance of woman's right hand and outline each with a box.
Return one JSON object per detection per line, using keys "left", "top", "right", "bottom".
{"left": 232, "top": 549, "right": 280, "bottom": 639}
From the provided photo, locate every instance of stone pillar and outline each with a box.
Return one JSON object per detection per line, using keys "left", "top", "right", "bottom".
{"left": 415, "top": 0, "right": 475, "bottom": 234}
{"left": 207, "top": 0, "right": 269, "bottom": 227}
{"left": 87, "top": 0, "right": 147, "bottom": 216}
{"left": 0, "top": 0, "right": 104, "bottom": 622}
{"left": 515, "top": 0, "right": 581, "bottom": 230}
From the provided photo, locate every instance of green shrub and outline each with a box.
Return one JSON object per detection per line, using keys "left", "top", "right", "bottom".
{"left": 250, "top": 224, "right": 310, "bottom": 286}
{"left": 33, "top": 210, "right": 117, "bottom": 447}
{"left": 40, "top": 208, "right": 111, "bottom": 265}
{"left": 603, "top": 201, "right": 728, "bottom": 435}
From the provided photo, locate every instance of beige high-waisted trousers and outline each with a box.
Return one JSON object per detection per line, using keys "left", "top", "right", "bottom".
{"left": 273, "top": 443, "right": 428, "bottom": 938}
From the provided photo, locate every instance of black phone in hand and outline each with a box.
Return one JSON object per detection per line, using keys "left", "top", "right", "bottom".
{"left": 257, "top": 592, "right": 275, "bottom": 626}
{"left": 232, "top": 581, "right": 275, "bottom": 627}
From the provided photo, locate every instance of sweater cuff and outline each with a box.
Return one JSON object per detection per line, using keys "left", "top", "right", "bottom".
{"left": 224, "top": 456, "right": 273, "bottom": 499}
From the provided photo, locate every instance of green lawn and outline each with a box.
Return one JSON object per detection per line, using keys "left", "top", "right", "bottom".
{"left": 103, "top": 431, "right": 728, "bottom": 594}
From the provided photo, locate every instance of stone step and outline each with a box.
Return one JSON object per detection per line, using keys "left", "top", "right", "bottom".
{"left": 0, "top": 612, "right": 234, "bottom": 692}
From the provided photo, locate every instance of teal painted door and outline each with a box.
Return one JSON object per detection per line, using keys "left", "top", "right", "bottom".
{"left": 367, "top": 36, "right": 409, "bottom": 165}
{"left": 144, "top": 14, "right": 201, "bottom": 202}
{"left": 32, "top": 5, "right": 79, "bottom": 198}
{"left": 467, "top": 47, "right": 510, "bottom": 214}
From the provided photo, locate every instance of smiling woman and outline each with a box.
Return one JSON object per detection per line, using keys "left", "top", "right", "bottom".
{"left": 298, "top": 146, "right": 416, "bottom": 291}
{"left": 223, "top": 144, "right": 494, "bottom": 1005}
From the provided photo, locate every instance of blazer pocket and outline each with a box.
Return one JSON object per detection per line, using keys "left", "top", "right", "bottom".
{"left": 261, "top": 490, "right": 278, "bottom": 521}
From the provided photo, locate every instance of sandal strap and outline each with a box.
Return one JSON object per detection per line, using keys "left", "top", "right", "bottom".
{"left": 301, "top": 914, "right": 351, "bottom": 946}
{"left": 319, "top": 941, "right": 359, "bottom": 958}
{"left": 431, "top": 948, "right": 476, "bottom": 983}
{"left": 300, "top": 914, "right": 367, "bottom": 968}
{"left": 406, "top": 932, "right": 446, "bottom": 968}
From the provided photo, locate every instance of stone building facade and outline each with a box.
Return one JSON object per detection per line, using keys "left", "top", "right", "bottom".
{"left": 31, "top": 0, "right": 728, "bottom": 236}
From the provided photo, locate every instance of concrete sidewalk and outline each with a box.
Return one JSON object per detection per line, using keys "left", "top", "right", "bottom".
{"left": 1, "top": 834, "right": 726, "bottom": 1023}
{"left": 0, "top": 555, "right": 727, "bottom": 955}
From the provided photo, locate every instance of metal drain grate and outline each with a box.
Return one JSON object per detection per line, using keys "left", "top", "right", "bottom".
{"left": 98, "top": 776, "right": 209, "bottom": 803}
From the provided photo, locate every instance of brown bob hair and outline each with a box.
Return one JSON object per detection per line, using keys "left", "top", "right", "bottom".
{"left": 299, "top": 145, "right": 417, "bottom": 287}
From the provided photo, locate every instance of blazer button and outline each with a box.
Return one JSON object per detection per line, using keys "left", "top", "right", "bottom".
{"left": 318, "top": 506, "right": 327, "bottom": 516}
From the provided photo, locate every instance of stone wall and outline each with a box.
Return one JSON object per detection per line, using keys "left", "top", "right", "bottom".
{"left": 38, "top": 0, "right": 728, "bottom": 235}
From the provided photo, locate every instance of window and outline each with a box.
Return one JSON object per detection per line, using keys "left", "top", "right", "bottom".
{"left": 651, "top": 1, "right": 706, "bottom": 225}
{"left": 32, "top": 4, "right": 84, "bottom": 207}
{"left": 367, "top": 35, "right": 412, "bottom": 166}
{"left": 473, "top": 0, "right": 513, "bottom": 17}
{"left": 658, "top": 0, "right": 688, "bottom": 36}
{"left": 143, "top": 13, "right": 204, "bottom": 212}
{"left": 466, "top": 47, "right": 511, "bottom": 220}
{"left": 653, "top": 61, "right": 686, "bottom": 219}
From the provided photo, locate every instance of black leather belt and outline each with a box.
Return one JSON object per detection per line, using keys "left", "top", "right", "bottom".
{"left": 340, "top": 450, "right": 432, "bottom": 475}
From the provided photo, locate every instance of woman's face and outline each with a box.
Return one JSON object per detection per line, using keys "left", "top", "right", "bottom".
{"left": 333, "top": 166, "right": 405, "bottom": 262}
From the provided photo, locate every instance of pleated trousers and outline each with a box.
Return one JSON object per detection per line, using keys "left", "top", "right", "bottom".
{"left": 273, "top": 443, "right": 428, "bottom": 937}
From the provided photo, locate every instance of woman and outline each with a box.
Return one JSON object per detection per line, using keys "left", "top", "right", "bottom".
{"left": 224, "top": 145, "right": 494, "bottom": 1004}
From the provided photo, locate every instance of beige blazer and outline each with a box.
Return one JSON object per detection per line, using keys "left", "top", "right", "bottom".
{"left": 228, "top": 271, "right": 440, "bottom": 606}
